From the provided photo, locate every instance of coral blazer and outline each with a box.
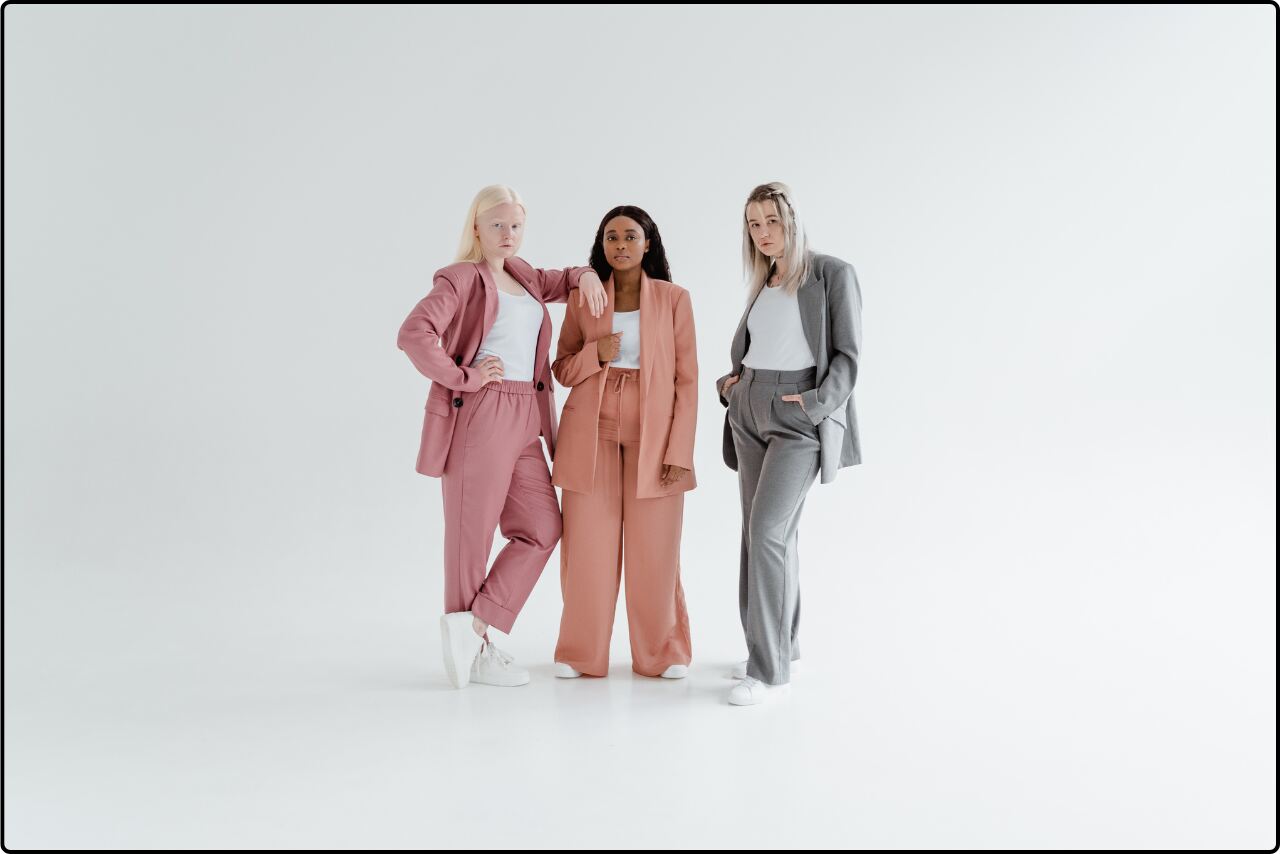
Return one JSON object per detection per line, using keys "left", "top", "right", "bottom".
{"left": 397, "top": 256, "right": 594, "bottom": 477}
{"left": 550, "top": 270, "right": 697, "bottom": 499}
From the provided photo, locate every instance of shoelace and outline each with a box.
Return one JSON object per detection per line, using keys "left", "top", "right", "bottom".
{"left": 478, "top": 641, "right": 515, "bottom": 668}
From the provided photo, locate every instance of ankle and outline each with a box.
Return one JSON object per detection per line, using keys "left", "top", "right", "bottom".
{"left": 472, "top": 616, "right": 489, "bottom": 639}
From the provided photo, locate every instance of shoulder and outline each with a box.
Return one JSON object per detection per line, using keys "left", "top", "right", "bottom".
{"left": 433, "top": 260, "right": 481, "bottom": 288}
{"left": 808, "top": 252, "right": 858, "bottom": 291}
{"left": 809, "top": 251, "right": 854, "bottom": 277}
{"left": 650, "top": 278, "right": 688, "bottom": 303}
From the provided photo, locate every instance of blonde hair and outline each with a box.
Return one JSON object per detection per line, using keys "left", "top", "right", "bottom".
{"left": 741, "top": 181, "right": 812, "bottom": 300}
{"left": 454, "top": 184, "right": 526, "bottom": 263}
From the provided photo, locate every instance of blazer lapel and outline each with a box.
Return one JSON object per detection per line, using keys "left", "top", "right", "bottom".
{"left": 474, "top": 261, "right": 498, "bottom": 343}
{"left": 589, "top": 273, "right": 617, "bottom": 410}
{"left": 733, "top": 285, "right": 765, "bottom": 366}
{"left": 599, "top": 272, "right": 616, "bottom": 349}
{"left": 639, "top": 270, "right": 657, "bottom": 399}
{"left": 796, "top": 269, "right": 821, "bottom": 362}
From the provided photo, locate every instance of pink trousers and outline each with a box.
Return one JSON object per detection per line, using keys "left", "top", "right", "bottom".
{"left": 441, "top": 378, "right": 561, "bottom": 634}
{"left": 553, "top": 367, "right": 692, "bottom": 677}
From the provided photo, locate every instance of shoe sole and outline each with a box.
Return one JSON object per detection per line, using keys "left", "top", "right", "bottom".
{"left": 728, "top": 683, "right": 791, "bottom": 705}
{"left": 470, "top": 675, "right": 531, "bottom": 687}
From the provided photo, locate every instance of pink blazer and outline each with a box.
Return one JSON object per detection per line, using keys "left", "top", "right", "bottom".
{"left": 550, "top": 270, "right": 698, "bottom": 499}
{"left": 397, "top": 256, "right": 594, "bottom": 476}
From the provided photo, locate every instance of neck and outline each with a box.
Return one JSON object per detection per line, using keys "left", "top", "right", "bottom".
{"left": 484, "top": 255, "right": 506, "bottom": 276}
{"left": 770, "top": 254, "right": 788, "bottom": 280}
{"left": 614, "top": 267, "right": 642, "bottom": 293}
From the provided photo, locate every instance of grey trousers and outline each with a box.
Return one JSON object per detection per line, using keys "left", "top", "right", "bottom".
{"left": 727, "top": 366, "right": 821, "bottom": 686}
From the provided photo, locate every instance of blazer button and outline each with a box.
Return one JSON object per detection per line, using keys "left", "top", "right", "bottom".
{"left": 536, "top": 381, "right": 544, "bottom": 391}
{"left": 453, "top": 397, "right": 463, "bottom": 407}
{"left": 454, "top": 355, "right": 462, "bottom": 365}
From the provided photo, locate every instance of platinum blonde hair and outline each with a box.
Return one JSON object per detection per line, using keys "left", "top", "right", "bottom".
{"left": 741, "top": 181, "right": 812, "bottom": 300}
{"left": 455, "top": 184, "right": 526, "bottom": 263}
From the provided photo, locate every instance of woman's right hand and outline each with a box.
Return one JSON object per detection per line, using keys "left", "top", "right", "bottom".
{"left": 476, "top": 355, "right": 504, "bottom": 385}
{"left": 597, "top": 332, "right": 623, "bottom": 364}
{"left": 720, "top": 374, "right": 740, "bottom": 397}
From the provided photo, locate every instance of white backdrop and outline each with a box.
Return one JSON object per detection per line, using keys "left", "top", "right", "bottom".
{"left": 4, "top": 5, "right": 1274, "bottom": 849}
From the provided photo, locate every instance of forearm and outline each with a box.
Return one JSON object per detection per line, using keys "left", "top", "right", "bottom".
{"left": 396, "top": 277, "right": 487, "bottom": 392}
{"left": 552, "top": 337, "right": 605, "bottom": 387}
{"left": 539, "top": 265, "right": 594, "bottom": 304}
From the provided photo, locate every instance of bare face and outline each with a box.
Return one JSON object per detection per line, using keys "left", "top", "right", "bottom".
{"left": 474, "top": 202, "right": 525, "bottom": 260}
{"left": 602, "top": 215, "right": 648, "bottom": 274}
{"left": 746, "top": 199, "right": 785, "bottom": 258}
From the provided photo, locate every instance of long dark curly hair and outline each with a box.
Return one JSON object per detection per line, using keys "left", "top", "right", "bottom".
{"left": 588, "top": 205, "right": 673, "bottom": 284}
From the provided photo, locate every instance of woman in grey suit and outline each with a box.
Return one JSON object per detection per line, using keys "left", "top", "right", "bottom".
{"left": 714, "top": 181, "right": 863, "bottom": 706}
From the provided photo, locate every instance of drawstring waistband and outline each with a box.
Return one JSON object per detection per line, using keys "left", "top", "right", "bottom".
{"left": 607, "top": 367, "right": 640, "bottom": 393}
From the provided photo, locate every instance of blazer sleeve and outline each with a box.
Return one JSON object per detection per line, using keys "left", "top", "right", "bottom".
{"left": 536, "top": 265, "right": 594, "bottom": 304}
{"left": 396, "top": 271, "right": 489, "bottom": 393}
{"left": 800, "top": 261, "right": 862, "bottom": 423}
{"left": 551, "top": 293, "right": 606, "bottom": 387}
{"left": 663, "top": 288, "right": 698, "bottom": 470}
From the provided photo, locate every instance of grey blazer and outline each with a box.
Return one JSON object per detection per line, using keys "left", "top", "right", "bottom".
{"left": 714, "top": 251, "right": 862, "bottom": 484}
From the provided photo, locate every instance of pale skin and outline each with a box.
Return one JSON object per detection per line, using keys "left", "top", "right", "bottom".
{"left": 718, "top": 199, "right": 806, "bottom": 411}
{"left": 466, "top": 202, "right": 608, "bottom": 639}
{"left": 595, "top": 215, "right": 688, "bottom": 488}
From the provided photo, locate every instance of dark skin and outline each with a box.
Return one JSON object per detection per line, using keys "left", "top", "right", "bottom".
{"left": 596, "top": 215, "right": 688, "bottom": 488}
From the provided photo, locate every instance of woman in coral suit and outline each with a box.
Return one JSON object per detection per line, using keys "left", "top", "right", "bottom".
{"left": 397, "top": 184, "right": 606, "bottom": 690}
{"left": 550, "top": 204, "right": 698, "bottom": 680}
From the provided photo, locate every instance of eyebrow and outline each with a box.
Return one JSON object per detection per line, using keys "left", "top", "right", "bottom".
{"left": 606, "top": 228, "right": 642, "bottom": 234}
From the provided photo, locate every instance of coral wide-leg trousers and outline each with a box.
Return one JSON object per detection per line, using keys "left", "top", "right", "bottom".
{"left": 441, "top": 378, "right": 561, "bottom": 635}
{"left": 554, "top": 367, "right": 692, "bottom": 677}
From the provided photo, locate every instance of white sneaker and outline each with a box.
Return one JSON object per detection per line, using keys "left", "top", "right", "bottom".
{"left": 660, "top": 664, "right": 688, "bottom": 679}
{"left": 727, "top": 658, "right": 801, "bottom": 679}
{"left": 470, "top": 639, "right": 530, "bottom": 687}
{"left": 727, "top": 675, "right": 790, "bottom": 706}
{"left": 440, "top": 611, "right": 484, "bottom": 688}
{"left": 554, "top": 662, "right": 583, "bottom": 678}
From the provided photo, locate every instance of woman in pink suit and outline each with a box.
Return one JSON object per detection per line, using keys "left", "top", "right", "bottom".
{"left": 550, "top": 205, "right": 698, "bottom": 679}
{"left": 397, "top": 184, "right": 606, "bottom": 690}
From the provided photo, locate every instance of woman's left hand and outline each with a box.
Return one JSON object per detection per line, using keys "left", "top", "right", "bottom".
{"left": 576, "top": 271, "right": 607, "bottom": 318}
{"left": 661, "top": 464, "right": 688, "bottom": 486}
{"left": 780, "top": 393, "right": 805, "bottom": 409}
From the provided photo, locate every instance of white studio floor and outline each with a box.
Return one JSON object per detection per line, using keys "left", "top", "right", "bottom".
{"left": 4, "top": 541, "right": 1273, "bottom": 850}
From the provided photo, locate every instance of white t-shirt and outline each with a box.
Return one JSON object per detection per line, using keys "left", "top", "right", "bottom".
{"left": 741, "top": 284, "right": 816, "bottom": 370}
{"left": 610, "top": 309, "right": 641, "bottom": 369}
{"left": 472, "top": 287, "right": 543, "bottom": 382}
